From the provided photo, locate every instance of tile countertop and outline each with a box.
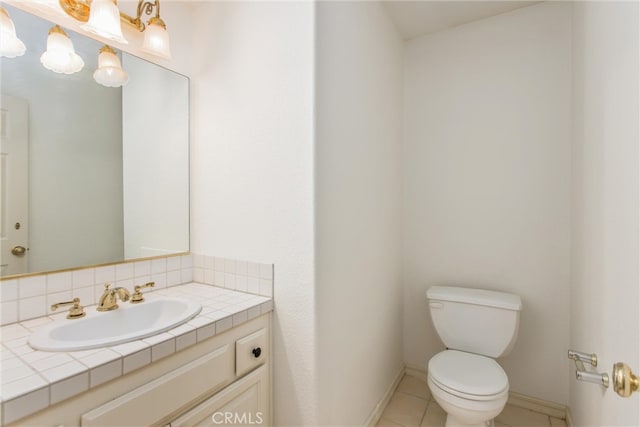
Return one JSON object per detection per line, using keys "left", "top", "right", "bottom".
{"left": 0, "top": 283, "right": 273, "bottom": 423}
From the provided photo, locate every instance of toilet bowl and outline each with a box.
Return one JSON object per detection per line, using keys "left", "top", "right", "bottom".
{"left": 427, "top": 350, "right": 509, "bottom": 427}
{"left": 426, "top": 286, "right": 522, "bottom": 427}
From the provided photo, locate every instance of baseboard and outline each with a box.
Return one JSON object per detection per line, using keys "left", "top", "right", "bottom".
{"left": 364, "top": 365, "right": 405, "bottom": 427}
{"left": 507, "top": 391, "right": 567, "bottom": 419}
{"left": 404, "top": 363, "right": 427, "bottom": 381}
{"left": 565, "top": 408, "right": 575, "bottom": 427}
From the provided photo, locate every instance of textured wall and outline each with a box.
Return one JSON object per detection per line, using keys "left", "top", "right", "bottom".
{"left": 315, "top": 1, "right": 405, "bottom": 424}
{"left": 403, "top": 2, "right": 573, "bottom": 405}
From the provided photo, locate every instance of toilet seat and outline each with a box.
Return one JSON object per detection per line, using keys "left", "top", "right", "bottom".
{"left": 428, "top": 350, "right": 509, "bottom": 401}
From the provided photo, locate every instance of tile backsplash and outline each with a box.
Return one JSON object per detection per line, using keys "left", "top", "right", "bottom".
{"left": 192, "top": 254, "right": 274, "bottom": 298}
{"left": 0, "top": 253, "right": 274, "bottom": 326}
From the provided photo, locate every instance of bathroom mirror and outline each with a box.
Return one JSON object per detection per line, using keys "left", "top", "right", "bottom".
{"left": 0, "top": 5, "right": 189, "bottom": 278}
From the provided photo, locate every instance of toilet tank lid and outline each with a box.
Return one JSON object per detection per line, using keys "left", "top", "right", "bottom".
{"left": 426, "top": 286, "right": 522, "bottom": 311}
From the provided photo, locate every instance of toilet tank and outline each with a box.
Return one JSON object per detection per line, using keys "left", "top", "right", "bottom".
{"left": 426, "top": 286, "right": 522, "bottom": 358}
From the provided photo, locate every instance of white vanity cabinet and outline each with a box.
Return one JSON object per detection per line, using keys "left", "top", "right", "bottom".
{"left": 7, "top": 314, "right": 271, "bottom": 427}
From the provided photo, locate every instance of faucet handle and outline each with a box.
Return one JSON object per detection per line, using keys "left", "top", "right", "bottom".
{"left": 131, "top": 281, "right": 155, "bottom": 303}
{"left": 51, "top": 297, "right": 86, "bottom": 319}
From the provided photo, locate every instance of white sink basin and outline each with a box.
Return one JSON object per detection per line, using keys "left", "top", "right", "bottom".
{"left": 29, "top": 298, "right": 202, "bottom": 352}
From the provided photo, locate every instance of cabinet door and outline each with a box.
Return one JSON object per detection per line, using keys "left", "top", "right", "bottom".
{"left": 82, "top": 344, "right": 233, "bottom": 426}
{"left": 169, "top": 365, "right": 269, "bottom": 427}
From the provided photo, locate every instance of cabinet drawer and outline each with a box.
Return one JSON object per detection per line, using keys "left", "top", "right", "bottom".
{"left": 81, "top": 344, "right": 234, "bottom": 426}
{"left": 235, "top": 328, "right": 267, "bottom": 377}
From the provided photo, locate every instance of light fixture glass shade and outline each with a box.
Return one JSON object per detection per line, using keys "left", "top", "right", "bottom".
{"left": 0, "top": 7, "right": 26, "bottom": 58}
{"left": 80, "top": 0, "right": 128, "bottom": 45}
{"left": 93, "top": 45, "right": 128, "bottom": 87}
{"left": 140, "top": 17, "right": 171, "bottom": 59}
{"left": 40, "top": 26, "right": 84, "bottom": 74}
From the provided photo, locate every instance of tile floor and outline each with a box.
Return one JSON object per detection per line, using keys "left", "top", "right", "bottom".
{"left": 377, "top": 375, "right": 567, "bottom": 427}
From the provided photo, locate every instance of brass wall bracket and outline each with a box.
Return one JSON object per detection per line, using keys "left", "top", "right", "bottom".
{"left": 59, "top": 0, "right": 90, "bottom": 22}
{"left": 59, "top": 0, "right": 162, "bottom": 32}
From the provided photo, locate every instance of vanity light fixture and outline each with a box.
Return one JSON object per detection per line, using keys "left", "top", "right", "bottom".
{"left": 93, "top": 45, "right": 129, "bottom": 87}
{"left": 58, "top": 0, "right": 172, "bottom": 59}
{"left": 0, "top": 7, "right": 26, "bottom": 58}
{"left": 40, "top": 25, "right": 84, "bottom": 74}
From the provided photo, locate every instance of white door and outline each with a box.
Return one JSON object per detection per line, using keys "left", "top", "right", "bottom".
{"left": 571, "top": 1, "right": 639, "bottom": 425}
{"left": 0, "top": 94, "right": 29, "bottom": 276}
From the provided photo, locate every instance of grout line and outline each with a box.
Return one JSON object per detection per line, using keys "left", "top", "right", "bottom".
{"left": 416, "top": 396, "right": 429, "bottom": 427}
{"left": 395, "top": 389, "right": 429, "bottom": 402}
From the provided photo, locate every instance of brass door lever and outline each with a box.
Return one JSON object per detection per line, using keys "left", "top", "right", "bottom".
{"left": 613, "top": 362, "right": 639, "bottom": 397}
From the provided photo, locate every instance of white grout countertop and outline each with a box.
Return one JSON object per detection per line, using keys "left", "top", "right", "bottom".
{"left": 0, "top": 282, "right": 273, "bottom": 424}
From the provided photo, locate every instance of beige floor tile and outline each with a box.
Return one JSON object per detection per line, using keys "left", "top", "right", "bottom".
{"left": 549, "top": 417, "right": 566, "bottom": 427}
{"left": 496, "top": 404, "right": 550, "bottom": 427}
{"left": 420, "top": 400, "right": 446, "bottom": 427}
{"left": 376, "top": 417, "right": 404, "bottom": 427}
{"left": 381, "top": 392, "right": 428, "bottom": 426}
{"left": 397, "top": 375, "right": 431, "bottom": 400}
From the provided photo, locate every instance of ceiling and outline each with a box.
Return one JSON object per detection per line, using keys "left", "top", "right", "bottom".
{"left": 14, "top": 0, "right": 541, "bottom": 45}
{"left": 383, "top": 1, "right": 542, "bottom": 40}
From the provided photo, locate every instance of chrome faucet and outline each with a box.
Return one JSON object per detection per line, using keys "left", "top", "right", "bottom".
{"left": 97, "top": 284, "right": 131, "bottom": 311}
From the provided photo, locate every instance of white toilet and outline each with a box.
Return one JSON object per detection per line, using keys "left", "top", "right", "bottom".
{"left": 426, "top": 286, "right": 522, "bottom": 427}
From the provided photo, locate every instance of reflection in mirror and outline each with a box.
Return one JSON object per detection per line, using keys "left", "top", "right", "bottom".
{"left": 0, "top": 4, "right": 189, "bottom": 278}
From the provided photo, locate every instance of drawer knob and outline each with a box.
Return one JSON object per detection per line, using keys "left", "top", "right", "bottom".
{"left": 252, "top": 347, "right": 262, "bottom": 358}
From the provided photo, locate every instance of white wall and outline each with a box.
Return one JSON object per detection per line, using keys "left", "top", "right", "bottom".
{"left": 314, "top": 1, "right": 404, "bottom": 424}
{"left": 571, "top": 2, "right": 639, "bottom": 425}
{"left": 188, "top": 2, "right": 317, "bottom": 425}
{"left": 403, "top": 2, "right": 572, "bottom": 405}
